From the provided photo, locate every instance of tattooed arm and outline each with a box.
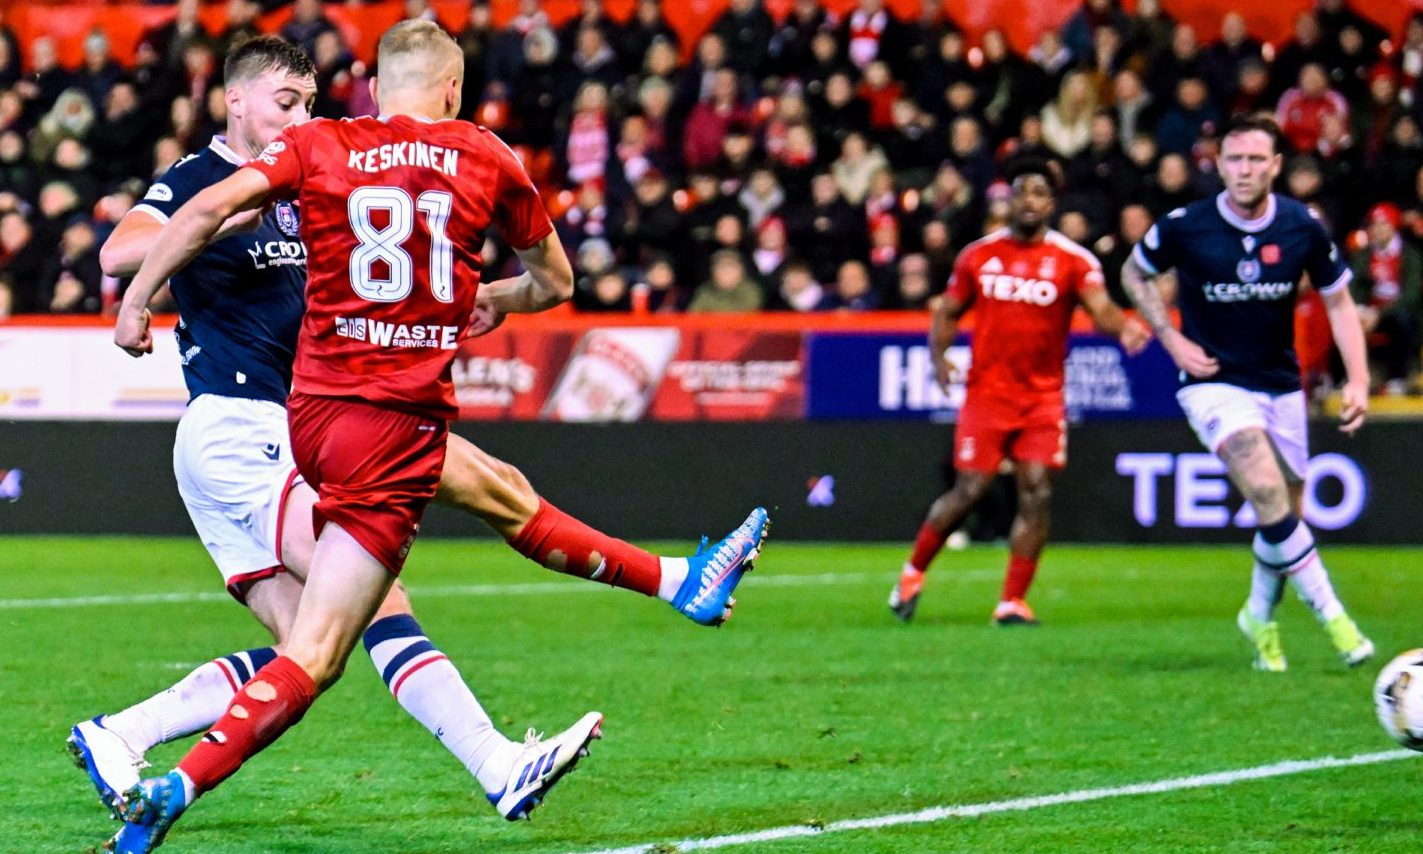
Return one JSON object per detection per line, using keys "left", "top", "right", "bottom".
{"left": 1121, "top": 253, "right": 1219, "bottom": 378}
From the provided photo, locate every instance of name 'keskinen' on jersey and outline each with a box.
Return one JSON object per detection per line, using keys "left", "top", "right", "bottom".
{"left": 346, "top": 140, "right": 460, "bottom": 176}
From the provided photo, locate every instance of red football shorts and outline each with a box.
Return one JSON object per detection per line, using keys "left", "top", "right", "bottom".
{"left": 953, "top": 390, "right": 1067, "bottom": 473}
{"left": 287, "top": 391, "right": 448, "bottom": 574}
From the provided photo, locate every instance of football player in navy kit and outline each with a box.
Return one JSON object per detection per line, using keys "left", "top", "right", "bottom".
{"left": 1121, "top": 114, "right": 1373, "bottom": 672}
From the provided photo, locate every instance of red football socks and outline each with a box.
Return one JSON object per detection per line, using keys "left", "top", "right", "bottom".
{"left": 907, "top": 521, "right": 949, "bottom": 572}
{"left": 1001, "top": 554, "right": 1040, "bottom": 602}
{"left": 176, "top": 656, "right": 318, "bottom": 795}
{"left": 509, "top": 499, "right": 661, "bottom": 597}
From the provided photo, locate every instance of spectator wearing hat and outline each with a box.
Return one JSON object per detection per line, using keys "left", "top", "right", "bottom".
{"left": 1350, "top": 202, "right": 1422, "bottom": 393}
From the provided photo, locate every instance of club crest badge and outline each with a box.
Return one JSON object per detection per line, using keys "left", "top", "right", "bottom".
{"left": 275, "top": 201, "right": 299, "bottom": 237}
{"left": 1260, "top": 244, "right": 1280, "bottom": 264}
{"left": 1236, "top": 258, "right": 1261, "bottom": 283}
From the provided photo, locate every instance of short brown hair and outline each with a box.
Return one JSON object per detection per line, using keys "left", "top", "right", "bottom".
{"left": 224, "top": 35, "right": 314, "bottom": 85}
{"left": 1221, "top": 114, "right": 1284, "bottom": 155}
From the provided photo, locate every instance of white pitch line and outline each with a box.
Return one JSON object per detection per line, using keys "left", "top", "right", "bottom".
{"left": 0, "top": 569, "right": 996, "bottom": 610}
{"left": 570, "top": 749, "right": 1418, "bottom": 854}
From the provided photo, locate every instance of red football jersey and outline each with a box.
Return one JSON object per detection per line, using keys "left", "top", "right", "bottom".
{"left": 245, "top": 115, "right": 553, "bottom": 419}
{"left": 945, "top": 228, "right": 1105, "bottom": 396}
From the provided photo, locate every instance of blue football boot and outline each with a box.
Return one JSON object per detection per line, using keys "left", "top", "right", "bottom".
{"left": 103, "top": 772, "right": 188, "bottom": 853}
{"left": 673, "top": 507, "right": 769, "bottom": 626}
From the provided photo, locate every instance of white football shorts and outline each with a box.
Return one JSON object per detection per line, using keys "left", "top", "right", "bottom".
{"left": 172, "top": 393, "right": 301, "bottom": 596}
{"left": 1176, "top": 383, "right": 1308, "bottom": 480}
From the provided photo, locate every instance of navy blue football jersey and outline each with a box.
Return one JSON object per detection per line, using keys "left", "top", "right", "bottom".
{"left": 134, "top": 137, "right": 306, "bottom": 405}
{"left": 1131, "top": 192, "right": 1351, "bottom": 394}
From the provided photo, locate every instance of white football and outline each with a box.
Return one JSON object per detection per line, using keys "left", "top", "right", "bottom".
{"left": 1375, "top": 649, "right": 1423, "bottom": 751}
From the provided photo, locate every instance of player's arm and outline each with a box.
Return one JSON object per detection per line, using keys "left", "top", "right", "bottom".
{"left": 467, "top": 234, "right": 574, "bottom": 337}
{"left": 100, "top": 207, "right": 265, "bottom": 278}
{"left": 1320, "top": 281, "right": 1369, "bottom": 435}
{"left": 1121, "top": 252, "right": 1219, "bottom": 378}
{"left": 1080, "top": 286, "right": 1151, "bottom": 355}
{"left": 114, "top": 169, "right": 274, "bottom": 357}
{"left": 929, "top": 291, "right": 967, "bottom": 392}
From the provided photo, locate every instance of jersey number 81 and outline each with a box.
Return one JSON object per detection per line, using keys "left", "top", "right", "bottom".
{"left": 347, "top": 185, "right": 454, "bottom": 303}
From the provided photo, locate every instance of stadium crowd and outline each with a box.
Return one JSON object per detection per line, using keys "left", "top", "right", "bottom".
{"left": 0, "top": 0, "right": 1417, "bottom": 390}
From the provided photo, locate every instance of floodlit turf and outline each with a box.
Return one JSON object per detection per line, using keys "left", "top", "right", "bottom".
{"left": 3, "top": 536, "right": 1421, "bottom": 853}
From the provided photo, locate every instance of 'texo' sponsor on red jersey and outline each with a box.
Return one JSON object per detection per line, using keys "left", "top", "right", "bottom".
{"left": 946, "top": 229, "right": 1106, "bottom": 398}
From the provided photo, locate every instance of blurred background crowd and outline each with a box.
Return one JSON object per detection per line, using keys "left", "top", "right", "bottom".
{"left": 0, "top": 0, "right": 1417, "bottom": 392}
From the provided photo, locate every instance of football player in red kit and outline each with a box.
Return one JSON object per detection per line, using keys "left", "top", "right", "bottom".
{"left": 104, "top": 21, "right": 767, "bottom": 852}
{"left": 889, "top": 159, "right": 1151, "bottom": 626}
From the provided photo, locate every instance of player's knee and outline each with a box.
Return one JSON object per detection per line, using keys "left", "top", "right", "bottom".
{"left": 284, "top": 632, "right": 353, "bottom": 689}
{"left": 1019, "top": 482, "right": 1052, "bottom": 516}
{"left": 953, "top": 473, "right": 993, "bottom": 503}
{"left": 373, "top": 582, "right": 414, "bottom": 622}
{"left": 289, "top": 646, "right": 346, "bottom": 690}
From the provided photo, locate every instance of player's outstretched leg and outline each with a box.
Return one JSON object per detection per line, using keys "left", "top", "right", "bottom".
{"left": 68, "top": 647, "right": 277, "bottom": 819}
{"left": 487, "top": 711, "right": 604, "bottom": 821}
{"left": 670, "top": 507, "right": 769, "bottom": 626}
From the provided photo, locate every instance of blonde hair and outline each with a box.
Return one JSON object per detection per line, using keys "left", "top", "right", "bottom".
{"left": 376, "top": 20, "right": 463, "bottom": 92}
{"left": 1055, "top": 71, "right": 1098, "bottom": 127}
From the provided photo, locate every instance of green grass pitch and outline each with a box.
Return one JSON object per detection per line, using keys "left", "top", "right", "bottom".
{"left": 3, "top": 536, "right": 1420, "bottom": 852}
